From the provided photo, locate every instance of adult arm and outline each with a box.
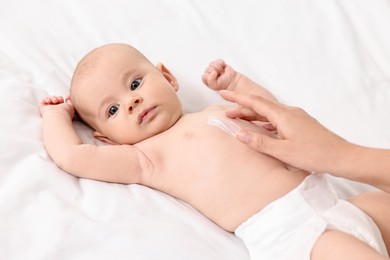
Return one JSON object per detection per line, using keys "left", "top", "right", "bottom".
{"left": 220, "top": 90, "right": 390, "bottom": 193}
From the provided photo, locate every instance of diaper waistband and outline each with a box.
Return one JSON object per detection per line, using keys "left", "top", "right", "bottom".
{"left": 297, "top": 173, "right": 339, "bottom": 214}
{"left": 235, "top": 173, "right": 338, "bottom": 235}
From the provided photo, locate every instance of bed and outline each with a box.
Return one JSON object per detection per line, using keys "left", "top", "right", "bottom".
{"left": 1, "top": 0, "right": 389, "bottom": 259}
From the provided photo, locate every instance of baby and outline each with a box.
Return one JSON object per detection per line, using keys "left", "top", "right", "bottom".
{"left": 40, "top": 43, "right": 388, "bottom": 259}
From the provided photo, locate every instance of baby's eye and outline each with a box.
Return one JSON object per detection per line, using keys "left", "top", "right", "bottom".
{"left": 130, "top": 78, "right": 142, "bottom": 91}
{"left": 108, "top": 105, "right": 119, "bottom": 117}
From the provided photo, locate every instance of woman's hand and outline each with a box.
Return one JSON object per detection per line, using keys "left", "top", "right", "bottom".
{"left": 220, "top": 90, "right": 348, "bottom": 174}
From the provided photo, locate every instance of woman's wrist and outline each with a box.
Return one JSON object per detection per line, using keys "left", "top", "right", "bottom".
{"left": 325, "top": 140, "right": 357, "bottom": 178}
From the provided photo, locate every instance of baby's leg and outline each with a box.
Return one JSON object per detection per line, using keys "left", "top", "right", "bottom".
{"left": 348, "top": 191, "right": 390, "bottom": 253}
{"left": 311, "top": 191, "right": 390, "bottom": 260}
{"left": 311, "top": 229, "right": 387, "bottom": 260}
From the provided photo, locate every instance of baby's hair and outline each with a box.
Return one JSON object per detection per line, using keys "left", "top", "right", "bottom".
{"left": 71, "top": 48, "right": 102, "bottom": 88}
{"left": 69, "top": 46, "right": 105, "bottom": 131}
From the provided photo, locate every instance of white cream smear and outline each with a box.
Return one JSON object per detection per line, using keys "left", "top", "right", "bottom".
{"left": 207, "top": 115, "right": 278, "bottom": 139}
{"left": 207, "top": 116, "right": 242, "bottom": 137}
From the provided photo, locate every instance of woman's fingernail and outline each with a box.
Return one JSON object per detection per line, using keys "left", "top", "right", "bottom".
{"left": 237, "top": 131, "right": 250, "bottom": 143}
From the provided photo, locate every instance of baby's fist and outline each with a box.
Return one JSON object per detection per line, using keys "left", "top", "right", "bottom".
{"left": 40, "top": 96, "right": 75, "bottom": 118}
{"left": 202, "top": 59, "right": 238, "bottom": 91}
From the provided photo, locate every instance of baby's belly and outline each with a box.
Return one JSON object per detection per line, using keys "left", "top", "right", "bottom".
{"left": 170, "top": 143, "right": 310, "bottom": 232}
{"left": 201, "top": 116, "right": 309, "bottom": 230}
{"left": 147, "top": 111, "right": 310, "bottom": 232}
{"left": 193, "top": 167, "right": 309, "bottom": 232}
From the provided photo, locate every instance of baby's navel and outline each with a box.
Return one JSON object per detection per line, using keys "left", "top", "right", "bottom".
{"left": 182, "top": 131, "right": 194, "bottom": 140}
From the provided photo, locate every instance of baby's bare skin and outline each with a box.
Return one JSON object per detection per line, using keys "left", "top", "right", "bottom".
{"left": 135, "top": 105, "right": 308, "bottom": 231}
{"left": 40, "top": 44, "right": 390, "bottom": 259}
{"left": 40, "top": 44, "right": 308, "bottom": 232}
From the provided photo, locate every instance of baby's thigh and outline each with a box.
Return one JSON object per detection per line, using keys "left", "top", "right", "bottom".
{"left": 348, "top": 191, "right": 390, "bottom": 253}
{"left": 311, "top": 229, "right": 386, "bottom": 260}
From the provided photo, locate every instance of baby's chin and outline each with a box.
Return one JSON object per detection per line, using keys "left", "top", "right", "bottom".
{"left": 117, "top": 115, "right": 181, "bottom": 145}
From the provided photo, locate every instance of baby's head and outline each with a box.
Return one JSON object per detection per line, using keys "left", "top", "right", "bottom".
{"left": 70, "top": 43, "right": 182, "bottom": 145}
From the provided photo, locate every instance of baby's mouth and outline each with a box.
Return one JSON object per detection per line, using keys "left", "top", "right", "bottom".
{"left": 138, "top": 106, "right": 157, "bottom": 124}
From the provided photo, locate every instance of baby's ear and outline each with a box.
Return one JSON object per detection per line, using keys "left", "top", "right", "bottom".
{"left": 156, "top": 63, "right": 179, "bottom": 91}
{"left": 93, "top": 131, "right": 119, "bottom": 145}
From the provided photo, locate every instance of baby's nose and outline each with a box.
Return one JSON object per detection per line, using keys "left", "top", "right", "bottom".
{"left": 128, "top": 96, "right": 143, "bottom": 113}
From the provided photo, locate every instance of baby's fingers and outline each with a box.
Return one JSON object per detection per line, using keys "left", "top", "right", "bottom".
{"left": 205, "top": 70, "right": 219, "bottom": 89}
{"left": 41, "top": 96, "right": 65, "bottom": 105}
{"left": 202, "top": 60, "right": 225, "bottom": 82}
{"left": 209, "top": 59, "right": 225, "bottom": 72}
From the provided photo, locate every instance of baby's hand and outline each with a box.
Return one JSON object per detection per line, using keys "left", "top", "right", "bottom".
{"left": 40, "top": 96, "right": 75, "bottom": 118}
{"left": 202, "top": 59, "right": 240, "bottom": 91}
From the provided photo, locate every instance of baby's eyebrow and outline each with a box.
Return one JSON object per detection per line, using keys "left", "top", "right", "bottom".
{"left": 121, "top": 69, "right": 138, "bottom": 87}
{"left": 121, "top": 71, "right": 132, "bottom": 85}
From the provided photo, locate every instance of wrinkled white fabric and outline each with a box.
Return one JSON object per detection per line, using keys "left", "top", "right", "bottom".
{"left": 1, "top": 0, "right": 390, "bottom": 259}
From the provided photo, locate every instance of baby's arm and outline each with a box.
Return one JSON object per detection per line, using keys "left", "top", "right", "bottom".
{"left": 202, "top": 59, "right": 277, "bottom": 102}
{"left": 40, "top": 96, "right": 144, "bottom": 184}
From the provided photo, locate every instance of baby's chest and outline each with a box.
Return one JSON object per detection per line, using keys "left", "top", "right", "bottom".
{"left": 143, "top": 112, "right": 280, "bottom": 196}
{"left": 160, "top": 121, "right": 243, "bottom": 172}
{"left": 147, "top": 110, "right": 271, "bottom": 175}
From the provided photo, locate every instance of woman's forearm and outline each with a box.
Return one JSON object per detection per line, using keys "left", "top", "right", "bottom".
{"left": 333, "top": 143, "right": 390, "bottom": 193}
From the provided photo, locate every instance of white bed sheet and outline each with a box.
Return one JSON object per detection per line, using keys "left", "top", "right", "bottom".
{"left": 1, "top": 0, "right": 390, "bottom": 259}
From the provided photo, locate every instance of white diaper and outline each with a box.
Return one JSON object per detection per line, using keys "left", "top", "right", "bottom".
{"left": 235, "top": 173, "right": 388, "bottom": 259}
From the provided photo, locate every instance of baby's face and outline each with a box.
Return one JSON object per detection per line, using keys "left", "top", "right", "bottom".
{"left": 72, "top": 44, "right": 182, "bottom": 144}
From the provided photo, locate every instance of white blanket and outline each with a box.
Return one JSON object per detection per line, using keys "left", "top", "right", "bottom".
{"left": 1, "top": 0, "right": 390, "bottom": 259}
